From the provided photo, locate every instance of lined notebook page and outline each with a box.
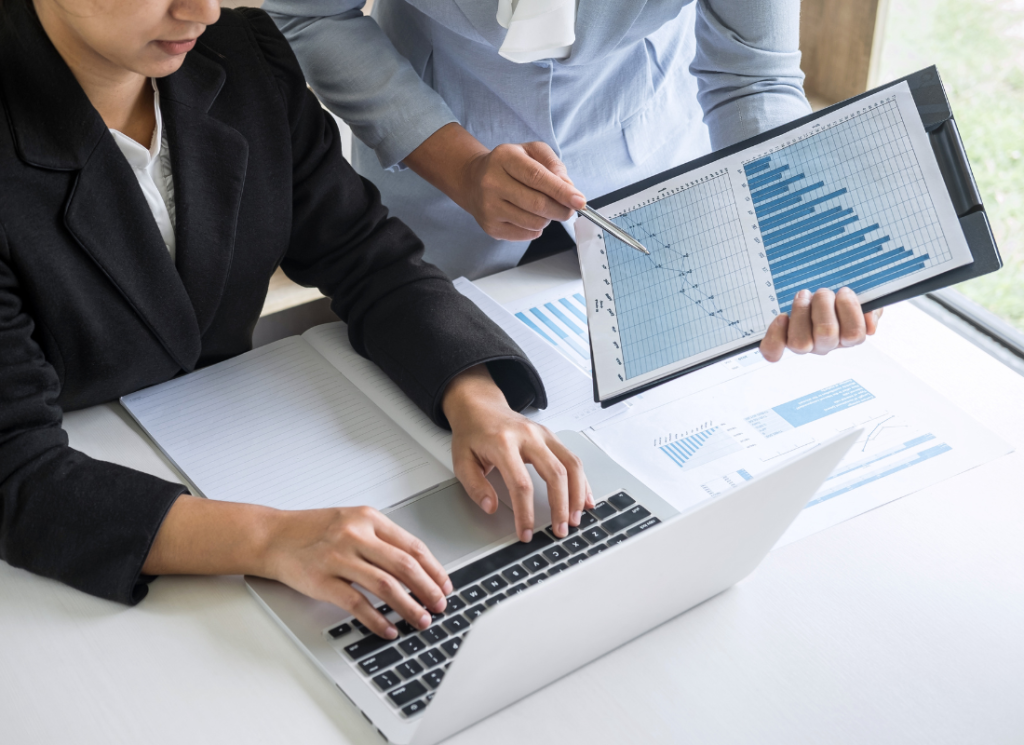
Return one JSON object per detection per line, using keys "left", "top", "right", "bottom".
{"left": 121, "top": 337, "right": 452, "bottom": 511}
{"left": 302, "top": 279, "right": 625, "bottom": 472}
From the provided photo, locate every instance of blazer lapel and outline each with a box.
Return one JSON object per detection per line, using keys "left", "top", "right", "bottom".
{"left": 159, "top": 53, "right": 249, "bottom": 337}
{"left": 64, "top": 137, "right": 203, "bottom": 371}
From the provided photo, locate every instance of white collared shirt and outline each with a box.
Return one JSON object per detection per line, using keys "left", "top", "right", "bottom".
{"left": 109, "top": 80, "right": 177, "bottom": 261}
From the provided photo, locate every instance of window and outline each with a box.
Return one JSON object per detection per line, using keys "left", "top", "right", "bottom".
{"left": 879, "top": 0, "right": 1024, "bottom": 334}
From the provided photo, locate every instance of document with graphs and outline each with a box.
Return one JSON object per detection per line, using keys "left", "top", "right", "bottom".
{"left": 577, "top": 81, "right": 973, "bottom": 403}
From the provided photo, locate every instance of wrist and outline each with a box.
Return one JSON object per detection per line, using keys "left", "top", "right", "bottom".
{"left": 442, "top": 364, "right": 507, "bottom": 429}
{"left": 403, "top": 123, "right": 490, "bottom": 209}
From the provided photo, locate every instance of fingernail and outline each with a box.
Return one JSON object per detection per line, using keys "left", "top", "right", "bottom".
{"left": 385, "top": 626, "right": 398, "bottom": 639}
{"left": 571, "top": 510, "right": 582, "bottom": 525}
{"left": 521, "top": 528, "right": 533, "bottom": 543}
{"left": 481, "top": 496, "right": 496, "bottom": 513}
{"left": 557, "top": 522, "right": 568, "bottom": 537}
{"left": 442, "top": 579, "right": 453, "bottom": 595}
{"left": 571, "top": 195, "right": 586, "bottom": 210}
{"left": 798, "top": 289, "right": 811, "bottom": 300}
{"left": 418, "top": 614, "right": 431, "bottom": 629}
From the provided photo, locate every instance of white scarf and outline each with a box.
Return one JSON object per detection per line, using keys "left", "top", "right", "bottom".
{"left": 496, "top": 0, "right": 577, "bottom": 64}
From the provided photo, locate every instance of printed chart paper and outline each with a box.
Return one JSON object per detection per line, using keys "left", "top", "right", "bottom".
{"left": 577, "top": 82, "right": 973, "bottom": 401}
{"left": 585, "top": 344, "right": 1011, "bottom": 547}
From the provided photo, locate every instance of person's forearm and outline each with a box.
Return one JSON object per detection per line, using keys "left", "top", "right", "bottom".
{"left": 142, "top": 494, "right": 276, "bottom": 576}
{"left": 402, "top": 122, "right": 489, "bottom": 209}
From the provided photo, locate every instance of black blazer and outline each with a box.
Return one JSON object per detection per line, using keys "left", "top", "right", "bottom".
{"left": 0, "top": 2, "right": 546, "bottom": 604}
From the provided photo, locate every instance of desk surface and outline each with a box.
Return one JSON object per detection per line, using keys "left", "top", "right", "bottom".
{"left": 3, "top": 253, "right": 1023, "bottom": 745}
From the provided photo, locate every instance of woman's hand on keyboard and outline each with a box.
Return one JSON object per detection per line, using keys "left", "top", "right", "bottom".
{"left": 760, "top": 287, "right": 883, "bottom": 362}
{"left": 265, "top": 505, "right": 454, "bottom": 639}
{"left": 142, "top": 495, "right": 452, "bottom": 639}
{"left": 443, "top": 365, "right": 595, "bottom": 543}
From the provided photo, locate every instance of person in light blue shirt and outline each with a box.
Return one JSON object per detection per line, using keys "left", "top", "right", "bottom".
{"left": 263, "top": 0, "right": 812, "bottom": 280}
{"left": 266, "top": 0, "right": 883, "bottom": 366}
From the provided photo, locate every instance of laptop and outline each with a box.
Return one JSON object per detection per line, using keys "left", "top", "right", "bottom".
{"left": 246, "top": 429, "right": 859, "bottom": 744}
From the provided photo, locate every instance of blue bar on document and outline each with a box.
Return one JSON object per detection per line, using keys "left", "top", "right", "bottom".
{"left": 559, "top": 297, "right": 588, "bottom": 324}
{"left": 744, "top": 157, "right": 772, "bottom": 175}
{"left": 516, "top": 312, "right": 557, "bottom": 346}
{"left": 544, "top": 302, "right": 583, "bottom": 335}
{"left": 747, "top": 165, "right": 791, "bottom": 189}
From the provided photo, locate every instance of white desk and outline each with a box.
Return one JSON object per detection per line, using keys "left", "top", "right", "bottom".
{"left": 3, "top": 253, "right": 1023, "bottom": 744}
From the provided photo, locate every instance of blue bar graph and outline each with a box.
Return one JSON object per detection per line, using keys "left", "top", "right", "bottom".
{"left": 514, "top": 293, "right": 592, "bottom": 372}
{"left": 744, "top": 155, "right": 931, "bottom": 313}
{"left": 658, "top": 426, "right": 742, "bottom": 470}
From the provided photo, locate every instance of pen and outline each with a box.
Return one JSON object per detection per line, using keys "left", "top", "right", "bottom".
{"left": 577, "top": 205, "right": 650, "bottom": 255}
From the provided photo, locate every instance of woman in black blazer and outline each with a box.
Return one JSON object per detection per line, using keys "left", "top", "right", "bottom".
{"left": 0, "top": 0, "right": 595, "bottom": 637}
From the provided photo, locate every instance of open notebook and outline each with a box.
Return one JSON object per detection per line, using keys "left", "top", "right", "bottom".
{"left": 121, "top": 279, "right": 623, "bottom": 512}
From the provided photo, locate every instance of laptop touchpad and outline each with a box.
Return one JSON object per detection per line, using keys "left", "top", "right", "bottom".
{"left": 385, "top": 482, "right": 518, "bottom": 567}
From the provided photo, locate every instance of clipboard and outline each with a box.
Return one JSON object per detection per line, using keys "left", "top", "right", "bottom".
{"left": 586, "top": 66, "right": 1002, "bottom": 408}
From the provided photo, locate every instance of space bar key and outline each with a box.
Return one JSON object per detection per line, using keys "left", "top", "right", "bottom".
{"left": 449, "top": 532, "right": 554, "bottom": 590}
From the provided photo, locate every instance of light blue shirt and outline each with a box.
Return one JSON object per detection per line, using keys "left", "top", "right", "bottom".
{"left": 264, "top": 0, "right": 811, "bottom": 279}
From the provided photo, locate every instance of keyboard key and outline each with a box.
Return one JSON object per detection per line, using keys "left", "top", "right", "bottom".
{"left": 389, "top": 681, "right": 427, "bottom": 707}
{"left": 440, "top": 637, "right": 462, "bottom": 657}
{"left": 608, "top": 492, "right": 635, "bottom": 510}
{"left": 395, "top": 660, "right": 424, "bottom": 679}
{"left": 547, "top": 562, "right": 568, "bottom": 575}
{"left": 352, "top": 619, "right": 369, "bottom": 635}
{"left": 418, "top": 648, "right": 446, "bottom": 668}
{"left": 485, "top": 593, "right": 507, "bottom": 607}
{"left": 327, "top": 623, "right": 352, "bottom": 639}
{"left": 566, "top": 555, "right": 588, "bottom": 566}
{"left": 420, "top": 626, "right": 449, "bottom": 645}
{"left": 442, "top": 615, "right": 470, "bottom": 633}
{"left": 461, "top": 585, "right": 486, "bottom": 603}
{"left": 448, "top": 533, "right": 554, "bottom": 589}
{"left": 587, "top": 543, "right": 608, "bottom": 556}
{"left": 506, "top": 583, "right": 527, "bottom": 595}
{"left": 546, "top": 525, "right": 578, "bottom": 540}
{"left": 562, "top": 536, "right": 588, "bottom": 553}
{"left": 373, "top": 670, "right": 401, "bottom": 691}
{"left": 602, "top": 505, "right": 650, "bottom": 535}
{"left": 402, "top": 700, "right": 428, "bottom": 717}
{"left": 399, "top": 636, "right": 426, "bottom": 655}
{"left": 423, "top": 669, "right": 446, "bottom": 689}
{"left": 590, "top": 501, "right": 617, "bottom": 519}
{"left": 429, "top": 612, "right": 445, "bottom": 624}
{"left": 343, "top": 634, "right": 394, "bottom": 660}
{"left": 426, "top": 692, "right": 435, "bottom": 702}
{"left": 395, "top": 620, "right": 417, "bottom": 636}
{"left": 359, "top": 647, "right": 401, "bottom": 675}
{"left": 526, "top": 574, "right": 547, "bottom": 586}
{"left": 578, "top": 511, "right": 598, "bottom": 528}
{"left": 481, "top": 575, "right": 508, "bottom": 593}
{"left": 376, "top": 604, "right": 392, "bottom": 616}
{"left": 523, "top": 554, "right": 549, "bottom": 573}
{"left": 501, "top": 564, "right": 529, "bottom": 583}
{"left": 542, "top": 545, "right": 570, "bottom": 563}
{"left": 606, "top": 533, "right": 628, "bottom": 547}
{"left": 582, "top": 526, "right": 609, "bottom": 544}
{"left": 445, "top": 595, "right": 467, "bottom": 613}
{"left": 464, "top": 604, "right": 485, "bottom": 621}
{"left": 626, "top": 517, "right": 661, "bottom": 537}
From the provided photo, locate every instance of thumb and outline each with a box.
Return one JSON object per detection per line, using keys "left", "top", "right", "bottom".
{"left": 759, "top": 313, "right": 790, "bottom": 363}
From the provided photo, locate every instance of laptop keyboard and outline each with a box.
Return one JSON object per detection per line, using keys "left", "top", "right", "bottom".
{"left": 323, "top": 491, "right": 661, "bottom": 719}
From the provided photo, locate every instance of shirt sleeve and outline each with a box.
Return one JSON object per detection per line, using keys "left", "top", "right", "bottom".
{"left": 691, "top": 0, "right": 812, "bottom": 150}
{"left": 239, "top": 9, "right": 547, "bottom": 426}
{"left": 0, "top": 222, "right": 186, "bottom": 606}
{"left": 260, "top": 0, "right": 457, "bottom": 170}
